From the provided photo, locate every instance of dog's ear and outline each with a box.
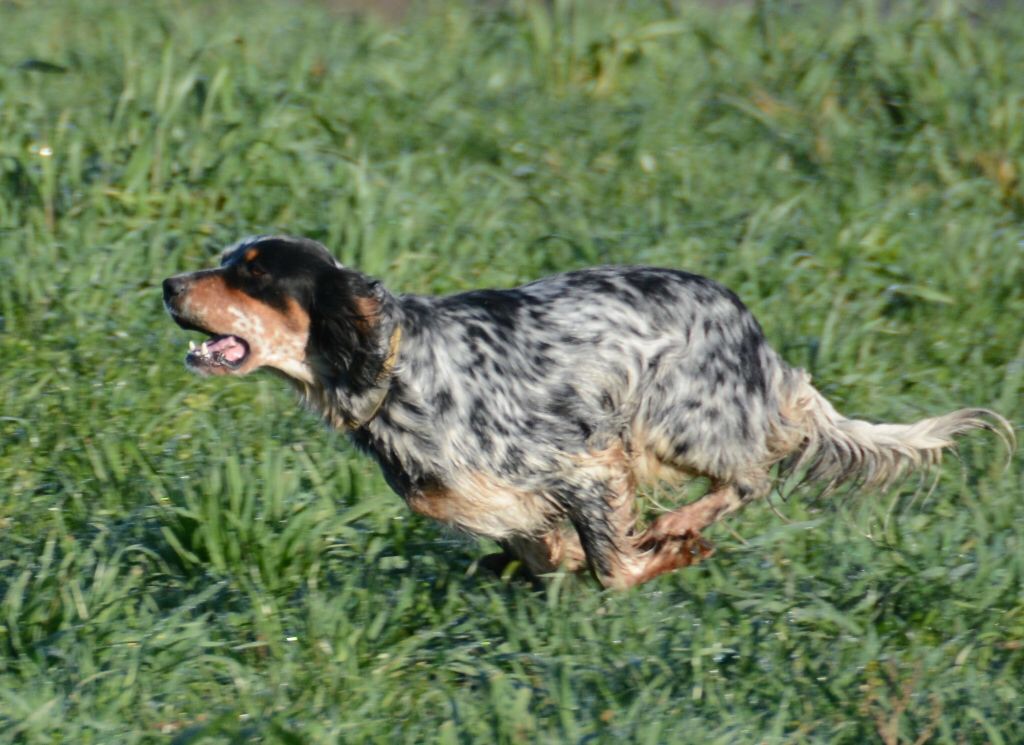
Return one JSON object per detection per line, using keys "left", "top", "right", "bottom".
{"left": 308, "top": 268, "right": 396, "bottom": 390}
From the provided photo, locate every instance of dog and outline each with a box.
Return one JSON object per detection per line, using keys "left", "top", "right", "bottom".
{"left": 163, "top": 235, "right": 1014, "bottom": 588}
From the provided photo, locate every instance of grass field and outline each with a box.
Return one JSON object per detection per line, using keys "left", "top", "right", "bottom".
{"left": 1, "top": 0, "right": 1022, "bottom": 741}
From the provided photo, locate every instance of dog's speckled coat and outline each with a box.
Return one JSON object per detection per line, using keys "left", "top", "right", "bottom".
{"left": 163, "top": 236, "right": 1013, "bottom": 588}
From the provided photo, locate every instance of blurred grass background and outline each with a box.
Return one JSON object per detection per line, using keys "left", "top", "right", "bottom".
{"left": 0, "top": 0, "right": 1022, "bottom": 741}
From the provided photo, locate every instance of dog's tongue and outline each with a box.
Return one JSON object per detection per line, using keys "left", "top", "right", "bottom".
{"left": 207, "top": 335, "right": 247, "bottom": 362}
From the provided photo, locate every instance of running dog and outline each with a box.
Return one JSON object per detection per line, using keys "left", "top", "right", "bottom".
{"left": 163, "top": 235, "right": 1014, "bottom": 588}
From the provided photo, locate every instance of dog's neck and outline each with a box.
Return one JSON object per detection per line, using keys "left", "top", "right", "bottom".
{"left": 295, "top": 324, "right": 403, "bottom": 432}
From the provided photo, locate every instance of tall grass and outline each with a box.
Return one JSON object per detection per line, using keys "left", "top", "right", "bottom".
{"left": 1, "top": 0, "right": 1021, "bottom": 741}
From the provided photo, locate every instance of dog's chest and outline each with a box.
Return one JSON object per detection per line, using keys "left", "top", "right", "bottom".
{"left": 404, "top": 472, "right": 555, "bottom": 539}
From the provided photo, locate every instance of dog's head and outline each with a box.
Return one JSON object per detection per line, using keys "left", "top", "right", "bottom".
{"left": 163, "top": 236, "right": 398, "bottom": 391}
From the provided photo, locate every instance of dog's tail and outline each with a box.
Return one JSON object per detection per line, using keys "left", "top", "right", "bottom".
{"left": 777, "top": 370, "right": 1015, "bottom": 492}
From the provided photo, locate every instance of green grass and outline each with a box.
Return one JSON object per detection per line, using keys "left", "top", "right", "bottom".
{"left": 1, "top": 0, "right": 1022, "bottom": 741}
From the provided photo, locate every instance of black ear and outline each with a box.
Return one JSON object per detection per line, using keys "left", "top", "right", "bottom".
{"left": 308, "top": 268, "right": 394, "bottom": 391}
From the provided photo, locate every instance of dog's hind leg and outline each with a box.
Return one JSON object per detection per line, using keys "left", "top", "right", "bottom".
{"left": 541, "top": 445, "right": 718, "bottom": 589}
{"left": 555, "top": 475, "right": 716, "bottom": 590}
{"left": 637, "top": 473, "right": 772, "bottom": 548}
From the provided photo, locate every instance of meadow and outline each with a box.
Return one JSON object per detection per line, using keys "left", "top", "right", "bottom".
{"left": 1, "top": 0, "right": 1022, "bottom": 741}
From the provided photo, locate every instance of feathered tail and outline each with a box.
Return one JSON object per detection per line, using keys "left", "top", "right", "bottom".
{"left": 777, "top": 371, "right": 1016, "bottom": 492}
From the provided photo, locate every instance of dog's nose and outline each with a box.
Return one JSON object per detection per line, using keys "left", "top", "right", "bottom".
{"left": 163, "top": 276, "right": 188, "bottom": 304}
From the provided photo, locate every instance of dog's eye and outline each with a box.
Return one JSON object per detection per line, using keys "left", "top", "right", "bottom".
{"left": 247, "top": 261, "right": 266, "bottom": 278}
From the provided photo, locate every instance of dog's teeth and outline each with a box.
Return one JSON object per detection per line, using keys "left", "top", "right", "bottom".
{"left": 189, "top": 340, "right": 196, "bottom": 352}
{"left": 201, "top": 341, "right": 209, "bottom": 356}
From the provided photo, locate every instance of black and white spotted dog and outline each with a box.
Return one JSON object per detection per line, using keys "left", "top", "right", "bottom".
{"left": 163, "top": 236, "right": 1013, "bottom": 588}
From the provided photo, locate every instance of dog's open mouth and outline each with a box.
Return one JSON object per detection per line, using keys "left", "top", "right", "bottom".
{"left": 185, "top": 334, "right": 250, "bottom": 373}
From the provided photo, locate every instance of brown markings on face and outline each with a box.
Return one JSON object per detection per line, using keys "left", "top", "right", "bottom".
{"left": 172, "top": 271, "right": 313, "bottom": 381}
{"left": 244, "top": 247, "right": 260, "bottom": 262}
